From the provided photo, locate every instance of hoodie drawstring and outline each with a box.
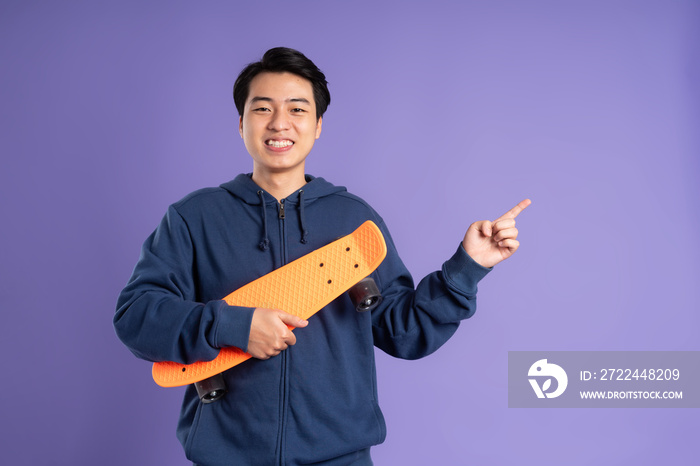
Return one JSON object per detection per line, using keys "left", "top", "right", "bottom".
{"left": 257, "top": 189, "right": 308, "bottom": 250}
{"left": 298, "top": 190, "right": 308, "bottom": 244}
{"left": 257, "top": 190, "right": 270, "bottom": 251}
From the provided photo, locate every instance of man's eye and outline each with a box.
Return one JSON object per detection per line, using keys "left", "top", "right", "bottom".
{"left": 291, "top": 108, "right": 306, "bottom": 113}
{"left": 254, "top": 107, "right": 271, "bottom": 112}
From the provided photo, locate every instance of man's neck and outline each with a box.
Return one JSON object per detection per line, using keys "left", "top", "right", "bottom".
{"left": 251, "top": 169, "right": 307, "bottom": 202}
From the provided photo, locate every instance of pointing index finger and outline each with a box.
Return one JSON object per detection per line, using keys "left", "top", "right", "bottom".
{"left": 496, "top": 199, "right": 532, "bottom": 221}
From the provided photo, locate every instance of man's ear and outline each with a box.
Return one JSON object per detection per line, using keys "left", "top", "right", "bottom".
{"left": 239, "top": 116, "right": 244, "bottom": 138}
{"left": 315, "top": 116, "right": 322, "bottom": 139}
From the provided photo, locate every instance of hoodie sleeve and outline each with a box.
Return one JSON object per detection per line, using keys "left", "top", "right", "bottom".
{"left": 371, "top": 220, "right": 491, "bottom": 360}
{"left": 114, "top": 205, "right": 255, "bottom": 364}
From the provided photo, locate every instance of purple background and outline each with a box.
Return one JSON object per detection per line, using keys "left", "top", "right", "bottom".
{"left": 2, "top": 1, "right": 698, "bottom": 464}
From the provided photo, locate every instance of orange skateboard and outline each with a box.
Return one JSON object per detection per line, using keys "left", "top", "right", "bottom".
{"left": 152, "top": 220, "right": 387, "bottom": 402}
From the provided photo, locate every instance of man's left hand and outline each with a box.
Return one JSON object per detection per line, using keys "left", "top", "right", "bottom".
{"left": 462, "top": 199, "right": 531, "bottom": 268}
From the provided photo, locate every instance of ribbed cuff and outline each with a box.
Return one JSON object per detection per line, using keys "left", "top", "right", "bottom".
{"left": 442, "top": 243, "right": 492, "bottom": 295}
{"left": 213, "top": 303, "right": 255, "bottom": 352}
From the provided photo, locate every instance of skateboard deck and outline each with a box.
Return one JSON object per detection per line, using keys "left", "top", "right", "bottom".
{"left": 152, "top": 220, "right": 387, "bottom": 388}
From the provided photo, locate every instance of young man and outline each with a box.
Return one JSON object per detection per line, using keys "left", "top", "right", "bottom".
{"left": 115, "top": 47, "right": 529, "bottom": 465}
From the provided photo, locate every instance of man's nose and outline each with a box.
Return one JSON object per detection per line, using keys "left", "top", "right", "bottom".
{"left": 268, "top": 111, "right": 291, "bottom": 131}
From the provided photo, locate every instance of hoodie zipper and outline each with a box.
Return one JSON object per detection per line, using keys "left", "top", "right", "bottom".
{"left": 277, "top": 198, "right": 288, "bottom": 465}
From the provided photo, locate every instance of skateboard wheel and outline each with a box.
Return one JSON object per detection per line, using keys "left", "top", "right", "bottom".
{"left": 349, "top": 277, "right": 382, "bottom": 312}
{"left": 194, "top": 373, "right": 227, "bottom": 403}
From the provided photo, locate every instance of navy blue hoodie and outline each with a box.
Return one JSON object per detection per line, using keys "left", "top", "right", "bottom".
{"left": 114, "top": 174, "right": 490, "bottom": 465}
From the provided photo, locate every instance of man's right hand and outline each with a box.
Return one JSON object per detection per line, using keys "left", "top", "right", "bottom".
{"left": 247, "top": 308, "right": 308, "bottom": 359}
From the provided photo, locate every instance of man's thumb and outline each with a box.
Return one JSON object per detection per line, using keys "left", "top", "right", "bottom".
{"left": 278, "top": 311, "right": 308, "bottom": 328}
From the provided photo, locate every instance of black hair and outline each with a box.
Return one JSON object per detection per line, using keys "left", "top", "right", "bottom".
{"left": 233, "top": 47, "right": 331, "bottom": 120}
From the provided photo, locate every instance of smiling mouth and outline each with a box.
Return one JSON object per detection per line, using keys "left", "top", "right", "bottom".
{"left": 266, "top": 139, "right": 294, "bottom": 148}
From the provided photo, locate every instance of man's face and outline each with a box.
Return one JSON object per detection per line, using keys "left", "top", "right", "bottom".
{"left": 239, "top": 72, "right": 322, "bottom": 178}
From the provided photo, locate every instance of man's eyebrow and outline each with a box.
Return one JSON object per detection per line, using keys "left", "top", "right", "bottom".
{"left": 249, "top": 96, "right": 311, "bottom": 105}
{"left": 249, "top": 96, "right": 272, "bottom": 104}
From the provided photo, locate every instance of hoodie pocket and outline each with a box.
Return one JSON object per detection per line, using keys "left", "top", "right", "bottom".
{"left": 183, "top": 400, "right": 205, "bottom": 461}
{"left": 370, "top": 400, "right": 387, "bottom": 445}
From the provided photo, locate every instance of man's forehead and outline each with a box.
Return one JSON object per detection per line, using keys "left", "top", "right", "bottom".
{"left": 247, "top": 72, "right": 314, "bottom": 102}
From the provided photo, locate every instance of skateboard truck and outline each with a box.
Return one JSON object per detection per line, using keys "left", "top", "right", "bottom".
{"left": 349, "top": 277, "right": 382, "bottom": 312}
{"left": 194, "top": 373, "right": 227, "bottom": 403}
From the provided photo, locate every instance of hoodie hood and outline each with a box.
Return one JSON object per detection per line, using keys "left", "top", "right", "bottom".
{"left": 220, "top": 174, "right": 347, "bottom": 250}
{"left": 220, "top": 173, "right": 346, "bottom": 205}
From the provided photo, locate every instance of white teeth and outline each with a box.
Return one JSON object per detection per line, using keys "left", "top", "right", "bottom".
{"left": 267, "top": 140, "right": 293, "bottom": 148}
